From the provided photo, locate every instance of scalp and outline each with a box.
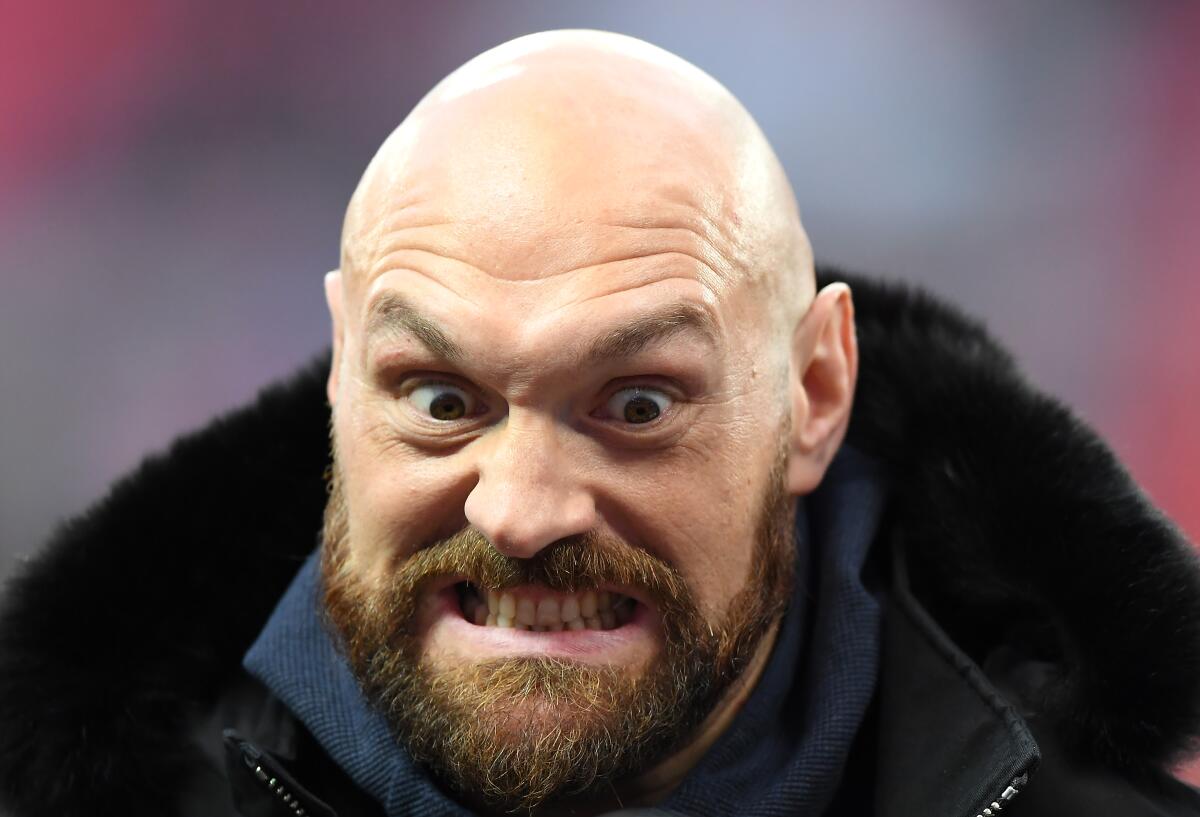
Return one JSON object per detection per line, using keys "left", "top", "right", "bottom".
{"left": 341, "top": 30, "right": 813, "bottom": 326}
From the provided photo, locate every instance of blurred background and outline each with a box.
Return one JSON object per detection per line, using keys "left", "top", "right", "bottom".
{"left": 2, "top": 0, "right": 1198, "bottom": 773}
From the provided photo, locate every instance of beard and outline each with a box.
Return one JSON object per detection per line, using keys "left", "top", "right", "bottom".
{"left": 321, "top": 448, "right": 795, "bottom": 813}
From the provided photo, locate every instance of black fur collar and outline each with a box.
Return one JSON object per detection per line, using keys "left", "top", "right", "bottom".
{"left": 1, "top": 268, "right": 1197, "bottom": 815}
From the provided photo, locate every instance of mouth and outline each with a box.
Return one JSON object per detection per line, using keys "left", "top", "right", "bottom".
{"left": 455, "top": 581, "right": 638, "bottom": 631}
{"left": 421, "top": 579, "right": 659, "bottom": 665}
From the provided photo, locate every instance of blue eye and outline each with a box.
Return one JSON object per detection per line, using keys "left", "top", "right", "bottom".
{"left": 408, "top": 383, "right": 478, "bottom": 421}
{"left": 604, "top": 387, "right": 671, "bottom": 424}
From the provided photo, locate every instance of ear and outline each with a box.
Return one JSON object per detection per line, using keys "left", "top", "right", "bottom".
{"left": 786, "top": 283, "right": 858, "bottom": 494}
{"left": 324, "top": 270, "right": 345, "bottom": 406}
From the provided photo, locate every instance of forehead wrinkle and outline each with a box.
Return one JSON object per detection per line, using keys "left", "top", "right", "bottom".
{"left": 344, "top": 178, "right": 447, "bottom": 282}
{"left": 367, "top": 217, "right": 733, "bottom": 294}
{"left": 563, "top": 248, "right": 729, "bottom": 293}
{"left": 358, "top": 201, "right": 484, "bottom": 285}
{"left": 370, "top": 202, "right": 458, "bottom": 251}
{"left": 554, "top": 273, "right": 719, "bottom": 315}
{"left": 368, "top": 243, "right": 498, "bottom": 284}
{"left": 626, "top": 181, "right": 747, "bottom": 253}
{"left": 601, "top": 212, "right": 736, "bottom": 256}
{"left": 597, "top": 222, "right": 743, "bottom": 290}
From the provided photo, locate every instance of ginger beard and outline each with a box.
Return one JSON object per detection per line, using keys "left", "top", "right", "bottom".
{"left": 321, "top": 449, "right": 795, "bottom": 812}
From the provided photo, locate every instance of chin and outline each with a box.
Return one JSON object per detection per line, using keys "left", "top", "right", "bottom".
{"left": 381, "top": 651, "right": 697, "bottom": 813}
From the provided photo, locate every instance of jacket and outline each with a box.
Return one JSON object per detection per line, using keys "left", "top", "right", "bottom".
{"left": 2, "top": 268, "right": 1199, "bottom": 817}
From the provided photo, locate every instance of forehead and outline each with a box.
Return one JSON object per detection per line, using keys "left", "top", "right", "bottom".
{"left": 344, "top": 70, "right": 758, "bottom": 294}
{"left": 339, "top": 64, "right": 789, "bottom": 354}
{"left": 356, "top": 260, "right": 731, "bottom": 378}
{"left": 347, "top": 210, "right": 748, "bottom": 348}
{"left": 346, "top": 185, "right": 761, "bottom": 358}
{"left": 408, "top": 85, "right": 739, "bottom": 236}
{"left": 345, "top": 200, "right": 770, "bottom": 372}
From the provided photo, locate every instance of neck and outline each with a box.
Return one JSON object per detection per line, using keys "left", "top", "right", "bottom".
{"left": 537, "top": 618, "right": 782, "bottom": 817}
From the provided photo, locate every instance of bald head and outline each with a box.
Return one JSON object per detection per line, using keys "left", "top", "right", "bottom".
{"left": 324, "top": 40, "right": 856, "bottom": 807}
{"left": 341, "top": 30, "right": 813, "bottom": 320}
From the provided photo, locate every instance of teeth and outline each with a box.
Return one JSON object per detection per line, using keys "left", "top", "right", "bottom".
{"left": 536, "top": 598, "right": 560, "bottom": 626}
{"left": 464, "top": 584, "right": 633, "bottom": 632}
{"left": 516, "top": 597, "right": 536, "bottom": 627}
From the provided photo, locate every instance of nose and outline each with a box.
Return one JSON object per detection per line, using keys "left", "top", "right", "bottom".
{"left": 463, "top": 412, "right": 598, "bottom": 559}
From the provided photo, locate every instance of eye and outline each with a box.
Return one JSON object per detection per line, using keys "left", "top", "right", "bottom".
{"left": 603, "top": 387, "right": 672, "bottom": 425}
{"left": 407, "top": 383, "right": 479, "bottom": 421}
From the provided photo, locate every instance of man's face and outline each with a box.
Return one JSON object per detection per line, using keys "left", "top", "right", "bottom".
{"left": 320, "top": 43, "right": 818, "bottom": 812}
{"left": 322, "top": 231, "right": 798, "bottom": 807}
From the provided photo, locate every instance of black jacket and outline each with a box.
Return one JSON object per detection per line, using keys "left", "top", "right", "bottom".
{"left": 2, "top": 269, "right": 1199, "bottom": 817}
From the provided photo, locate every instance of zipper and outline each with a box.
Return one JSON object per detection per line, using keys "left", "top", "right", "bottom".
{"left": 224, "top": 728, "right": 337, "bottom": 817}
{"left": 246, "top": 757, "right": 311, "bottom": 817}
{"left": 972, "top": 772, "right": 1028, "bottom": 817}
{"left": 228, "top": 731, "right": 316, "bottom": 817}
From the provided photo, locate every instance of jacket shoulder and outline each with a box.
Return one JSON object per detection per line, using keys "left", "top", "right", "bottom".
{"left": 0, "top": 359, "right": 331, "bottom": 816}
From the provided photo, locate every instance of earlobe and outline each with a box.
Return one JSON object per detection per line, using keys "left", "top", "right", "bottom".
{"left": 786, "top": 283, "right": 858, "bottom": 494}
{"left": 324, "top": 270, "right": 344, "bottom": 406}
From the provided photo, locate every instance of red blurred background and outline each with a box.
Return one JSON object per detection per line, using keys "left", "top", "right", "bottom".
{"left": 1, "top": 0, "right": 1197, "bottom": 784}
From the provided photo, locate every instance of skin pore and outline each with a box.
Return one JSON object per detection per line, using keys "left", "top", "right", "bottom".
{"left": 323, "top": 30, "right": 858, "bottom": 814}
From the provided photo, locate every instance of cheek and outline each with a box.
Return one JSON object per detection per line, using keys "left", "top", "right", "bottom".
{"left": 333, "top": 407, "right": 474, "bottom": 583}
{"left": 596, "top": 434, "right": 777, "bottom": 621}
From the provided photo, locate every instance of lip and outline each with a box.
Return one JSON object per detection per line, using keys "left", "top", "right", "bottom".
{"left": 422, "top": 574, "right": 657, "bottom": 612}
{"left": 422, "top": 581, "right": 660, "bottom": 665}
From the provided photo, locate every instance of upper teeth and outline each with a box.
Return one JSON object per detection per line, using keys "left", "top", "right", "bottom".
{"left": 461, "top": 585, "right": 634, "bottom": 631}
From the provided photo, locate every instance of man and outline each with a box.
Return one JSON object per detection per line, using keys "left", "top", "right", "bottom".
{"left": 1, "top": 29, "right": 1198, "bottom": 817}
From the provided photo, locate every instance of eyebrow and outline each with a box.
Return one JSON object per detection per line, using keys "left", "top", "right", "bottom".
{"left": 584, "top": 302, "right": 719, "bottom": 363}
{"left": 364, "top": 292, "right": 718, "bottom": 366}
{"left": 365, "top": 292, "right": 464, "bottom": 363}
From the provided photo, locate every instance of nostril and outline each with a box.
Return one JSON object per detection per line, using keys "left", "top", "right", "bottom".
{"left": 488, "top": 533, "right": 514, "bottom": 555}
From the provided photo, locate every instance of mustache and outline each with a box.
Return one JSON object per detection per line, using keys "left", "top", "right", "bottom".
{"left": 326, "top": 524, "right": 703, "bottom": 645}
{"left": 403, "top": 527, "right": 689, "bottom": 597}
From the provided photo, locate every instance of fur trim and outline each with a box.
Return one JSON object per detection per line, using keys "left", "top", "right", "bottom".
{"left": 822, "top": 266, "right": 1200, "bottom": 772}
{"left": 0, "top": 268, "right": 1197, "bottom": 815}
{"left": 0, "top": 359, "right": 331, "bottom": 816}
